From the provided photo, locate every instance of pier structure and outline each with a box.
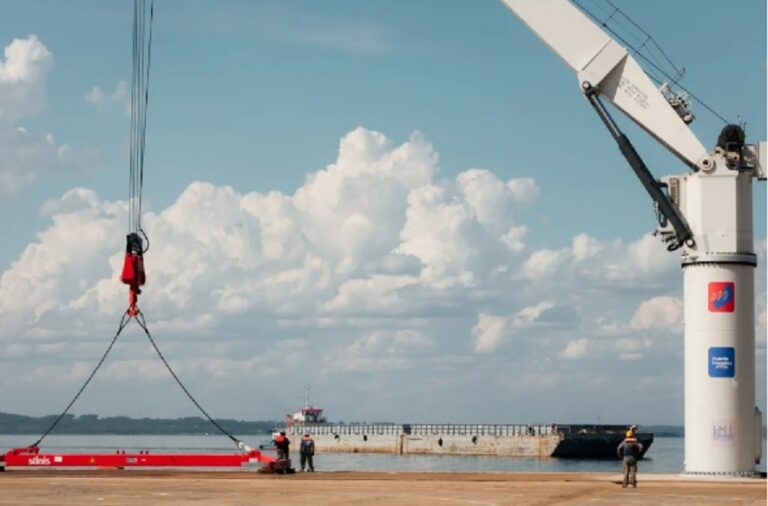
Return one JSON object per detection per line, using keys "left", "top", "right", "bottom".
{"left": 286, "top": 423, "right": 651, "bottom": 458}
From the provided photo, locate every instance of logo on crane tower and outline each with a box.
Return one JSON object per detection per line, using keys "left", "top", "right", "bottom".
{"left": 708, "top": 282, "right": 734, "bottom": 312}
{"left": 708, "top": 347, "right": 735, "bottom": 378}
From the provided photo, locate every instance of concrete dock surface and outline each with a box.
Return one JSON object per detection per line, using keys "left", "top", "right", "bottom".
{"left": 0, "top": 471, "right": 765, "bottom": 505}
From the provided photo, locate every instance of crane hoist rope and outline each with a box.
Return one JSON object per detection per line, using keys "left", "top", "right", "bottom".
{"left": 121, "top": 0, "right": 153, "bottom": 317}
{"left": 28, "top": 0, "right": 246, "bottom": 453}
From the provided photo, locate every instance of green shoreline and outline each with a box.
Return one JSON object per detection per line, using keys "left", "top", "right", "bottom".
{"left": 0, "top": 412, "right": 278, "bottom": 435}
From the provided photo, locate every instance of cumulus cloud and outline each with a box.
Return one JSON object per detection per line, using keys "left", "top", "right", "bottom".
{"left": 520, "top": 232, "right": 678, "bottom": 294}
{"left": 522, "top": 248, "right": 569, "bottom": 279}
{"left": 470, "top": 301, "right": 564, "bottom": 353}
{"left": 3, "top": 125, "right": 759, "bottom": 421}
{"left": 615, "top": 337, "right": 653, "bottom": 361}
{"left": 324, "top": 329, "right": 435, "bottom": 373}
{"left": 0, "top": 35, "right": 99, "bottom": 196}
{"left": 0, "top": 35, "right": 52, "bottom": 122}
{"left": 471, "top": 313, "right": 508, "bottom": 353}
{"left": 0, "top": 128, "right": 540, "bottom": 342}
{"left": 630, "top": 296, "right": 683, "bottom": 330}
{"left": 85, "top": 80, "right": 128, "bottom": 109}
{"left": 560, "top": 338, "right": 589, "bottom": 360}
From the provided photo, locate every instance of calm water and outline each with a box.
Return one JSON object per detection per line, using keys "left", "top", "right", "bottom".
{"left": 1, "top": 435, "right": 765, "bottom": 474}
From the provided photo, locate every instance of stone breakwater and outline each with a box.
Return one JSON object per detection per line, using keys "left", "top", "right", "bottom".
{"left": 287, "top": 424, "right": 562, "bottom": 457}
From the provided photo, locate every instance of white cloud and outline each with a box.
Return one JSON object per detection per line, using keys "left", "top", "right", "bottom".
{"left": 471, "top": 313, "right": 508, "bottom": 353}
{"left": 560, "top": 338, "right": 589, "bottom": 360}
{"left": 85, "top": 80, "right": 128, "bottom": 110}
{"left": 502, "top": 225, "right": 528, "bottom": 253}
{"left": 615, "top": 337, "right": 653, "bottom": 361}
{"left": 0, "top": 36, "right": 99, "bottom": 196}
{"left": 321, "top": 274, "right": 417, "bottom": 314}
{"left": 2, "top": 126, "right": 758, "bottom": 422}
{"left": 571, "top": 233, "right": 603, "bottom": 261}
{"left": 470, "top": 301, "right": 559, "bottom": 353}
{"left": 521, "top": 233, "right": 678, "bottom": 289}
{"left": 324, "top": 329, "right": 435, "bottom": 373}
{"left": 84, "top": 86, "right": 104, "bottom": 105}
{"left": 457, "top": 170, "right": 537, "bottom": 234}
{"left": 522, "top": 248, "right": 569, "bottom": 279}
{"left": 630, "top": 296, "right": 683, "bottom": 330}
{"left": 0, "top": 128, "right": 540, "bottom": 341}
{"left": 0, "top": 35, "right": 52, "bottom": 123}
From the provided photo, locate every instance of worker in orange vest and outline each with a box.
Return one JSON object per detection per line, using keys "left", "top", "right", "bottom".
{"left": 274, "top": 432, "right": 290, "bottom": 461}
{"left": 617, "top": 427, "right": 644, "bottom": 488}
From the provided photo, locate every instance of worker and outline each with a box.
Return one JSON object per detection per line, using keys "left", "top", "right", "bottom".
{"left": 617, "top": 428, "right": 644, "bottom": 488}
{"left": 274, "top": 431, "right": 290, "bottom": 461}
{"left": 299, "top": 433, "right": 315, "bottom": 472}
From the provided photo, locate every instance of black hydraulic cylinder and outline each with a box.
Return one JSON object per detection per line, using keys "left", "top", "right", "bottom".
{"left": 583, "top": 86, "right": 694, "bottom": 249}
{"left": 616, "top": 134, "right": 693, "bottom": 246}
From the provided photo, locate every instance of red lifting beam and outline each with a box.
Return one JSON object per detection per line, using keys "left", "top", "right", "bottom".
{"left": 1, "top": 447, "right": 289, "bottom": 473}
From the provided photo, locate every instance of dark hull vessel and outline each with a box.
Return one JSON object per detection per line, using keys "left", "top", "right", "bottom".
{"left": 551, "top": 425, "right": 654, "bottom": 459}
{"left": 283, "top": 393, "right": 655, "bottom": 460}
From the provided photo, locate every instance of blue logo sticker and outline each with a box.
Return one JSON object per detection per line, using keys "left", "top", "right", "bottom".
{"left": 708, "top": 347, "right": 735, "bottom": 378}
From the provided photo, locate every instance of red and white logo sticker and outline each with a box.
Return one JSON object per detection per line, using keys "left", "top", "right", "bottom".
{"left": 708, "top": 282, "right": 735, "bottom": 313}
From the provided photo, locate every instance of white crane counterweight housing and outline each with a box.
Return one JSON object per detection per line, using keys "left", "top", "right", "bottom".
{"left": 500, "top": 0, "right": 765, "bottom": 476}
{"left": 500, "top": 0, "right": 709, "bottom": 169}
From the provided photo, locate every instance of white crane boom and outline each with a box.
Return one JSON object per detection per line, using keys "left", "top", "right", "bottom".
{"left": 501, "top": 0, "right": 709, "bottom": 169}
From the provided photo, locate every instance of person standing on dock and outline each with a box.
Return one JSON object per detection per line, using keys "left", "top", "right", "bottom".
{"left": 275, "top": 432, "right": 290, "bottom": 461}
{"left": 300, "top": 433, "right": 315, "bottom": 472}
{"left": 617, "top": 429, "right": 643, "bottom": 488}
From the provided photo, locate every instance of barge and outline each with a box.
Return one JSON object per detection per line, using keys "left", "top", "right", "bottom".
{"left": 284, "top": 404, "right": 653, "bottom": 460}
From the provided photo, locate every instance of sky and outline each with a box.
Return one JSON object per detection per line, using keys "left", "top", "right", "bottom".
{"left": 0, "top": 0, "right": 765, "bottom": 427}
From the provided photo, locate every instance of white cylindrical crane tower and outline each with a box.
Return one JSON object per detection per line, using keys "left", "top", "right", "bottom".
{"left": 674, "top": 151, "right": 759, "bottom": 475}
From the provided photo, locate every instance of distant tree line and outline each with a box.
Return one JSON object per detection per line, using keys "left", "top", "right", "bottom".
{"left": 640, "top": 425, "right": 684, "bottom": 437}
{"left": 0, "top": 412, "right": 280, "bottom": 435}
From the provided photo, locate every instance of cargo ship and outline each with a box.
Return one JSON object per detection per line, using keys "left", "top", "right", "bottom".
{"left": 284, "top": 403, "right": 653, "bottom": 460}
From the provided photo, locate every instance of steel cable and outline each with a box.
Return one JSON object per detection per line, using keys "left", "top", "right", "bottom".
{"left": 31, "top": 311, "right": 242, "bottom": 449}
{"left": 129, "top": 0, "right": 153, "bottom": 235}
{"left": 31, "top": 313, "right": 133, "bottom": 448}
{"left": 134, "top": 311, "right": 241, "bottom": 445}
{"left": 573, "top": 0, "right": 730, "bottom": 124}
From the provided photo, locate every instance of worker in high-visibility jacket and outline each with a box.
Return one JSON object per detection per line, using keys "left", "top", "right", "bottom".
{"left": 617, "top": 428, "right": 644, "bottom": 488}
{"left": 274, "top": 432, "right": 290, "bottom": 461}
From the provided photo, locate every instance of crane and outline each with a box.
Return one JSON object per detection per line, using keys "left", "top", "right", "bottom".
{"left": 501, "top": 0, "right": 765, "bottom": 476}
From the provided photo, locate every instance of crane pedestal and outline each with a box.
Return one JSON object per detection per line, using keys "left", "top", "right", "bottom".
{"left": 682, "top": 262, "right": 758, "bottom": 475}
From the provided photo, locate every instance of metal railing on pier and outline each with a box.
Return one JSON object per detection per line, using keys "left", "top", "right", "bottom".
{"left": 287, "top": 423, "right": 559, "bottom": 437}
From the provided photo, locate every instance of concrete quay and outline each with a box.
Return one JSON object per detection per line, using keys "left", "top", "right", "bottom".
{"left": 0, "top": 471, "right": 764, "bottom": 506}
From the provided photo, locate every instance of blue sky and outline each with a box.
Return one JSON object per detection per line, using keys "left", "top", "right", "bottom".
{"left": 0, "top": 1, "right": 765, "bottom": 425}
